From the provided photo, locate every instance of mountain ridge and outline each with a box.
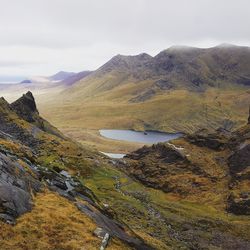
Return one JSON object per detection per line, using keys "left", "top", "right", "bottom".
{"left": 64, "top": 44, "right": 250, "bottom": 98}
{"left": 37, "top": 44, "right": 250, "bottom": 142}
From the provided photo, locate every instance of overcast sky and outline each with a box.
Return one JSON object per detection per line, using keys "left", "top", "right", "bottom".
{"left": 0, "top": 0, "right": 249, "bottom": 79}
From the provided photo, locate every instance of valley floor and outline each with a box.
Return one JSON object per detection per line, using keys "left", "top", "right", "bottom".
{"left": 38, "top": 88, "right": 250, "bottom": 153}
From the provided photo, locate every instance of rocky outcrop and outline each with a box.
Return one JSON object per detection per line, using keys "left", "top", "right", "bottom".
{"left": 0, "top": 152, "right": 42, "bottom": 223}
{"left": 126, "top": 143, "right": 186, "bottom": 162}
{"left": 124, "top": 143, "right": 211, "bottom": 194}
{"left": 186, "top": 129, "right": 229, "bottom": 150}
{"left": 0, "top": 99, "right": 40, "bottom": 148}
{"left": 0, "top": 92, "right": 64, "bottom": 141}
{"left": 10, "top": 91, "right": 39, "bottom": 123}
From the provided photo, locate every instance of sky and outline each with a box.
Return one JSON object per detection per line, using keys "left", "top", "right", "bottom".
{"left": 0, "top": 0, "right": 249, "bottom": 80}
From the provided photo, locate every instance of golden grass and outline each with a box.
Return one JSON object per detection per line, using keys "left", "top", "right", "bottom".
{"left": 0, "top": 191, "right": 129, "bottom": 250}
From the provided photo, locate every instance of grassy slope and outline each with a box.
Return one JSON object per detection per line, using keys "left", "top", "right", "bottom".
{"left": 0, "top": 191, "right": 128, "bottom": 250}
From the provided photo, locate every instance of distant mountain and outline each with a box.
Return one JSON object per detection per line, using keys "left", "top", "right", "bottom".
{"left": 19, "top": 71, "right": 91, "bottom": 86}
{"left": 19, "top": 76, "right": 51, "bottom": 84}
{"left": 49, "top": 71, "right": 76, "bottom": 81}
{"left": 39, "top": 44, "right": 250, "bottom": 136}
{"left": 20, "top": 79, "right": 32, "bottom": 84}
{"left": 62, "top": 70, "right": 93, "bottom": 86}
{"left": 71, "top": 44, "right": 250, "bottom": 98}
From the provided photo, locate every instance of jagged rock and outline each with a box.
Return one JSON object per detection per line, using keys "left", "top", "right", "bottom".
{"left": 124, "top": 143, "right": 195, "bottom": 192}
{"left": 0, "top": 95, "right": 41, "bottom": 148}
{"left": 9, "top": 91, "right": 65, "bottom": 139}
{"left": 126, "top": 143, "right": 186, "bottom": 162}
{"left": 10, "top": 91, "right": 38, "bottom": 123}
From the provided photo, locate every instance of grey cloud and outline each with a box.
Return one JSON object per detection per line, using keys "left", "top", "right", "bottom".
{"left": 0, "top": 0, "right": 249, "bottom": 76}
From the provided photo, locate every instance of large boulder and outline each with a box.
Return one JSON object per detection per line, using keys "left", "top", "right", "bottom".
{"left": 0, "top": 152, "right": 41, "bottom": 223}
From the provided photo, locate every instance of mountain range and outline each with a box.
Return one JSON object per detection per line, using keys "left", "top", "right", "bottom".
{"left": 29, "top": 44, "right": 249, "bottom": 152}
{"left": 1, "top": 44, "right": 250, "bottom": 152}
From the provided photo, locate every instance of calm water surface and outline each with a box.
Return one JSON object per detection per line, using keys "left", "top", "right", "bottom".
{"left": 99, "top": 129, "right": 182, "bottom": 144}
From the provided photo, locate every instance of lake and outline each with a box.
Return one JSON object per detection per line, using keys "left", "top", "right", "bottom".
{"left": 99, "top": 129, "right": 182, "bottom": 144}
{"left": 100, "top": 129, "right": 182, "bottom": 159}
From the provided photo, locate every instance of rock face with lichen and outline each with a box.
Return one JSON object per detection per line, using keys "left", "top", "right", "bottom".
{"left": 0, "top": 152, "right": 41, "bottom": 223}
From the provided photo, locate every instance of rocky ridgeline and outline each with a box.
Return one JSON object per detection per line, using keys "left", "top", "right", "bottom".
{"left": 0, "top": 92, "right": 153, "bottom": 250}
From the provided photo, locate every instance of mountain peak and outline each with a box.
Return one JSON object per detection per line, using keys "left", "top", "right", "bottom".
{"left": 0, "top": 96, "right": 8, "bottom": 105}
{"left": 10, "top": 91, "right": 38, "bottom": 123}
